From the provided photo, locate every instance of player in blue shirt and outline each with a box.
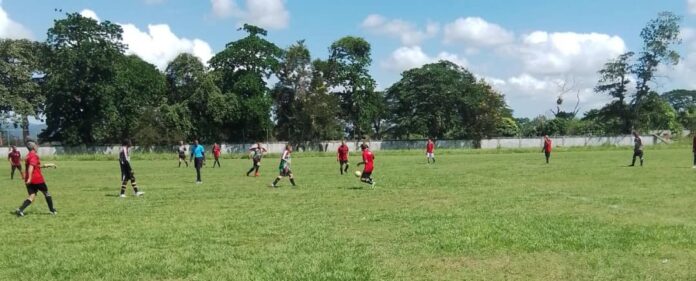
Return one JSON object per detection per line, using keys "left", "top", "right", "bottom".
{"left": 191, "top": 140, "right": 205, "bottom": 184}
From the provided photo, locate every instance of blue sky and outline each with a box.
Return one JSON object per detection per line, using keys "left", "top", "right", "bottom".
{"left": 1, "top": 0, "right": 694, "bottom": 117}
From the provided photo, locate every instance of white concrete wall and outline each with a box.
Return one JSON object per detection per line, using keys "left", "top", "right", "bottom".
{"left": 0, "top": 135, "right": 657, "bottom": 156}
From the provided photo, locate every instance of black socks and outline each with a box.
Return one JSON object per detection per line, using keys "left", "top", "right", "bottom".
{"left": 19, "top": 199, "right": 32, "bottom": 211}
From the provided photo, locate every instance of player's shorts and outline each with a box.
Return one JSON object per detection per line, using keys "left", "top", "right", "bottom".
{"left": 11, "top": 164, "right": 22, "bottom": 170}
{"left": 26, "top": 183, "right": 48, "bottom": 195}
{"left": 279, "top": 165, "right": 292, "bottom": 177}
{"left": 633, "top": 150, "right": 644, "bottom": 158}
{"left": 339, "top": 160, "right": 349, "bottom": 165}
{"left": 194, "top": 158, "right": 204, "bottom": 169}
{"left": 544, "top": 151, "right": 551, "bottom": 157}
{"left": 178, "top": 152, "right": 186, "bottom": 160}
{"left": 120, "top": 164, "right": 135, "bottom": 182}
{"left": 361, "top": 171, "right": 372, "bottom": 179}
{"left": 253, "top": 158, "right": 262, "bottom": 167}
{"left": 426, "top": 152, "right": 434, "bottom": 158}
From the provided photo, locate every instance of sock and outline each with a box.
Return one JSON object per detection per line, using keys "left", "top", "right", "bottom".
{"left": 247, "top": 167, "right": 254, "bottom": 176}
{"left": 19, "top": 199, "right": 31, "bottom": 211}
{"left": 132, "top": 182, "right": 139, "bottom": 193}
{"left": 340, "top": 165, "right": 344, "bottom": 175}
{"left": 273, "top": 178, "right": 280, "bottom": 186}
{"left": 255, "top": 167, "right": 260, "bottom": 175}
{"left": 45, "top": 196, "right": 55, "bottom": 212}
{"left": 344, "top": 164, "right": 349, "bottom": 172}
{"left": 178, "top": 162, "right": 181, "bottom": 167}
{"left": 185, "top": 161, "right": 188, "bottom": 167}
{"left": 120, "top": 184, "right": 127, "bottom": 195}
{"left": 290, "top": 178, "right": 296, "bottom": 186}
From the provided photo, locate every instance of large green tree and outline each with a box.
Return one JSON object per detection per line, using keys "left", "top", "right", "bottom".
{"left": 210, "top": 24, "right": 281, "bottom": 142}
{"left": 0, "top": 39, "right": 45, "bottom": 141}
{"left": 273, "top": 40, "right": 312, "bottom": 141}
{"left": 386, "top": 60, "right": 511, "bottom": 141}
{"left": 40, "top": 13, "right": 126, "bottom": 145}
{"left": 327, "top": 36, "right": 378, "bottom": 139}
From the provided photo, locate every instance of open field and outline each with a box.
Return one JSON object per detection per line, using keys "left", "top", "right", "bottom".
{"left": 1, "top": 147, "right": 696, "bottom": 280}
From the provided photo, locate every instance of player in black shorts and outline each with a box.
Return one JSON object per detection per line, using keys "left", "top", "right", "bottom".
{"left": 15, "top": 140, "right": 57, "bottom": 217}
{"left": 247, "top": 142, "right": 267, "bottom": 177}
{"left": 629, "top": 131, "right": 644, "bottom": 167}
{"left": 119, "top": 140, "right": 144, "bottom": 198}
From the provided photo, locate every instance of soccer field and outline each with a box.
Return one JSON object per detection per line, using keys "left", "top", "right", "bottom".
{"left": 1, "top": 148, "right": 696, "bottom": 280}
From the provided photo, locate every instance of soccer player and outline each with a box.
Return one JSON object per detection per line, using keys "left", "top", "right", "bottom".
{"left": 692, "top": 134, "right": 696, "bottom": 169}
{"left": 426, "top": 138, "right": 435, "bottom": 164}
{"left": 212, "top": 143, "right": 221, "bottom": 168}
{"left": 630, "top": 131, "right": 644, "bottom": 167}
{"left": 8, "top": 145, "right": 23, "bottom": 180}
{"left": 542, "top": 135, "right": 552, "bottom": 164}
{"left": 337, "top": 140, "right": 350, "bottom": 175}
{"left": 15, "top": 140, "right": 57, "bottom": 217}
{"left": 246, "top": 142, "right": 267, "bottom": 177}
{"left": 177, "top": 140, "right": 188, "bottom": 168}
{"left": 119, "top": 139, "right": 144, "bottom": 198}
{"left": 191, "top": 140, "right": 205, "bottom": 184}
{"left": 357, "top": 143, "right": 376, "bottom": 188}
{"left": 271, "top": 144, "right": 296, "bottom": 188}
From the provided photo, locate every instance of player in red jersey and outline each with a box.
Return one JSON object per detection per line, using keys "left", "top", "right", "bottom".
{"left": 15, "top": 140, "right": 57, "bottom": 217}
{"left": 212, "top": 143, "right": 221, "bottom": 168}
{"left": 426, "top": 138, "right": 435, "bottom": 164}
{"left": 337, "top": 140, "right": 350, "bottom": 175}
{"left": 542, "top": 135, "right": 552, "bottom": 164}
{"left": 357, "top": 143, "right": 376, "bottom": 188}
{"left": 8, "top": 145, "right": 23, "bottom": 180}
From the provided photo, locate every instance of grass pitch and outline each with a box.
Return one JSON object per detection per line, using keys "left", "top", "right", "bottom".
{"left": 1, "top": 147, "right": 696, "bottom": 280}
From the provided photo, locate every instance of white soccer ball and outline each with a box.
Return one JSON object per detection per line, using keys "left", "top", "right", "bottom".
{"left": 354, "top": 171, "right": 362, "bottom": 177}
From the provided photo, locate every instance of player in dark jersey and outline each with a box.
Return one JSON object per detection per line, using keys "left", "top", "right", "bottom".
{"left": 15, "top": 140, "right": 57, "bottom": 217}
{"left": 247, "top": 142, "right": 267, "bottom": 177}
{"left": 337, "top": 140, "right": 350, "bottom": 175}
{"left": 357, "top": 143, "right": 376, "bottom": 188}
{"left": 177, "top": 140, "right": 188, "bottom": 167}
{"left": 542, "top": 135, "right": 552, "bottom": 164}
{"left": 212, "top": 143, "right": 221, "bottom": 168}
{"left": 271, "top": 144, "right": 296, "bottom": 188}
{"left": 119, "top": 139, "right": 144, "bottom": 198}
{"left": 8, "top": 145, "right": 23, "bottom": 180}
{"left": 629, "top": 131, "right": 644, "bottom": 167}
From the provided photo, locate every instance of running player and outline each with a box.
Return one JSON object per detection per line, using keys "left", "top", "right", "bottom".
{"left": 337, "top": 140, "right": 350, "bottom": 175}
{"left": 119, "top": 139, "right": 144, "bottom": 198}
{"left": 191, "top": 140, "right": 205, "bottom": 184}
{"left": 630, "top": 131, "right": 644, "bottom": 167}
{"left": 426, "top": 138, "right": 435, "bottom": 164}
{"left": 271, "top": 144, "right": 296, "bottom": 188}
{"left": 542, "top": 135, "right": 552, "bottom": 164}
{"left": 8, "top": 145, "right": 23, "bottom": 180}
{"left": 212, "top": 143, "right": 221, "bottom": 168}
{"left": 15, "top": 140, "right": 57, "bottom": 217}
{"left": 246, "top": 142, "right": 267, "bottom": 177}
{"left": 357, "top": 143, "right": 376, "bottom": 188}
{"left": 177, "top": 140, "right": 188, "bottom": 167}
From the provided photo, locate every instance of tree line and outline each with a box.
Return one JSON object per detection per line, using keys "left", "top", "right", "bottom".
{"left": 0, "top": 12, "right": 692, "bottom": 147}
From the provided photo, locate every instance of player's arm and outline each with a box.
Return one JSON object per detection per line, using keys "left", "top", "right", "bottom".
{"left": 25, "top": 165, "right": 33, "bottom": 184}
{"left": 41, "top": 163, "right": 57, "bottom": 169}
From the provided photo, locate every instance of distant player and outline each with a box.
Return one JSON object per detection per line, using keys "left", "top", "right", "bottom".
{"left": 357, "top": 143, "right": 376, "bottom": 188}
{"left": 119, "top": 139, "right": 144, "bottom": 198}
{"left": 271, "top": 144, "right": 296, "bottom": 188}
{"left": 8, "top": 145, "right": 23, "bottom": 180}
{"left": 212, "top": 143, "right": 221, "bottom": 168}
{"left": 692, "top": 134, "right": 696, "bottom": 169}
{"left": 337, "top": 140, "right": 350, "bottom": 175}
{"left": 191, "top": 140, "right": 205, "bottom": 184}
{"left": 426, "top": 138, "right": 435, "bottom": 164}
{"left": 246, "top": 142, "right": 267, "bottom": 177}
{"left": 177, "top": 140, "right": 188, "bottom": 167}
{"left": 630, "top": 131, "right": 644, "bottom": 167}
{"left": 15, "top": 140, "right": 57, "bottom": 217}
{"left": 542, "top": 135, "right": 552, "bottom": 164}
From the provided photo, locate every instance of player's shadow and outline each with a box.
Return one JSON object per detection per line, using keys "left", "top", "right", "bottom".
{"left": 104, "top": 194, "right": 121, "bottom": 197}
{"left": 343, "top": 186, "right": 367, "bottom": 190}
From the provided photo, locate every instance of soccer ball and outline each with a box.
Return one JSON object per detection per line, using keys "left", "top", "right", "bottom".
{"left": 354, "top": 171, "right": 362, "bottom": 177}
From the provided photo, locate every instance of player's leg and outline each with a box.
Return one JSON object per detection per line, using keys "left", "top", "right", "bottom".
{"left": 16, "top": 185, "right": 39, "bottom": 216}
{"left": 195, "top": 158, "right": 202, "bottom": 183}
{"left": 178, "top": 156, "right": 182, "bottom": 167}
{"left": 272, "top": 175, "right": 281, "bottom": 187}
{"left": 38, "top": 184, "right": 56, "bottom": 214}
{"left": 431, "top": 153, "right": 435, "bottom": 164}
{"left": 10, "top": 165, "right": 15, "bottom": 179}
{"left": 339, "top": 161, "right": 344, "bottom": 175}
{"left": 639, "top": 151, "right": 644, "bottom": 166}
{"left": 344, "top": 161, "right": 350, "bottom": 173}
{"left": 289, "top": 172, "right": 296, "bottom": 186}
{"left": 119, "top": 166, "right": 129, "bottom": 197}
{"left": 360, "top": 172, "right": 373, "bottom": 185}
{"left": 130, "top": 174, "right": 142, "bottom": 196}
{"left": 545, "top": 152, "right": 550, "bottom": 164}
{"left": 254, "top": 162, "right": 260, "bottom": 176}
{"left": 693, "top": 152, "right": 696, "bottom": 167}
{"left": 630, "top": 151, "right": 637, "bottom": 166}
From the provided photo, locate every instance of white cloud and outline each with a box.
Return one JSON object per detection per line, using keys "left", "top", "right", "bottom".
{"left": 79, "top": 9, "right": 100, "bottom": 21}
{"left": 512, "top": 31, "right": 627, "bottom": 76}
{"left": 121, "top": 23, "right": 214, "bottom": 70}
{"left": 443, "top": 17, "right": 514, "bottom": 47}
{"left": 382, "top": 46, "right": 467, "bottom": 72}
{"left": 211, "top": 0, "right": 289, "bottom": 30}
{"left": 0, "top": 1, "right": 33, "bottom": 39}
{"left": 689, "top": 0, "right": 696, "bottom": 15}
{"left": 361, "top": 14, "right": 439, "bottom": 46}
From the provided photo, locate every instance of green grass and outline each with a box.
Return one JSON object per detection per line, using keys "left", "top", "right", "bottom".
{"left": 2, "top": 147, "right": 696, "bottom": 280}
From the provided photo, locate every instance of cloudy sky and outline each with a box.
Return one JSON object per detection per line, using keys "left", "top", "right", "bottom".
{"left": 1, "top": 0, "right": 694, "bottom": 117}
